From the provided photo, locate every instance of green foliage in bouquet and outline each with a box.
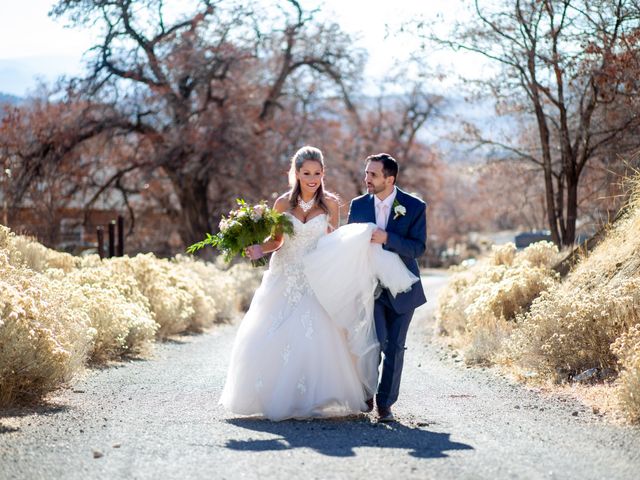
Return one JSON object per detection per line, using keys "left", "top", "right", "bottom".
{"left": 187, "top": 199, "right": 294, "bottom": 267}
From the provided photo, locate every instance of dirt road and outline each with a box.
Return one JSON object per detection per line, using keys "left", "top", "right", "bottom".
{"left": 1, "top": 272, "right": 639, "bottom": 479}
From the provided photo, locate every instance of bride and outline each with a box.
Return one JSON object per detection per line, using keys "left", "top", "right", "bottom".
{"left": 219, "top": 146, "right": 417, "bottom": 421}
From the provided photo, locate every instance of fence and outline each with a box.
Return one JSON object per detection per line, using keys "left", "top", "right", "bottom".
{"left": 96, "top": 215, "right": 125, "bottom": 259}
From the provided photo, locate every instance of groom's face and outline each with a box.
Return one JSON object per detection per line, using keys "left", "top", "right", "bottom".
{"left": 365, "top": 161, "right": 394, "bottom": 195}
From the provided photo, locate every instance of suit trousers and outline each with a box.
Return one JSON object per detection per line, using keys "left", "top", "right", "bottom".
{"left": 374, "top": 291, "right": 414, "bottom": 408}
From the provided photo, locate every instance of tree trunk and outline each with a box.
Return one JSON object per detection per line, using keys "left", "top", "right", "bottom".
{"left": 563, "top": 174, "right": 578, "bottom": 246}
{"left": 534, "top": 106, "right": 561, "bottom": 246}
{"left": 168, "top": 171, "right": 212, "bottom": 252}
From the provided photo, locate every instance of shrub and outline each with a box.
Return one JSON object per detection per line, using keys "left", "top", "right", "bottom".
{"left": 0, "top": 226, "right": 78, "bottom": 272}
{"left": 0, "top": 253, "right": 94, "bottom": 407}
{"left": 436, "top": 241, "right": 560, "bottom": 363}
{"left": 0, "top": 224, "right": 261, "bottom": 407}
{"left": 56, "top": 266, "right": 158, "bottom": 362}
{"left": 506, "top": 280, "right": 640, "bottom": 378}
{"left": 612, "top": 324, "right": 640, "bottom": 422}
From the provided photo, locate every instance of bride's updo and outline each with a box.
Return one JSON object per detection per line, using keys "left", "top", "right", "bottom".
{"left": 288, "top": 146, "right": 332, "bottom": 214}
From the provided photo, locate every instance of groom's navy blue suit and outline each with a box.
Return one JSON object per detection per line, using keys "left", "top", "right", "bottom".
{"left": 348, "top": 187, "right": 427, "bottom": 408}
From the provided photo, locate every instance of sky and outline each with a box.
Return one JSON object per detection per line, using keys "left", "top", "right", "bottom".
{"left": 0, "top": 0, "right": 481, "bottom": 97}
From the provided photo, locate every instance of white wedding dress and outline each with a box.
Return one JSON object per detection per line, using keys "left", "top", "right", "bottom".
{"left": 219, "top": 213, "right": 418, "bottom": 421}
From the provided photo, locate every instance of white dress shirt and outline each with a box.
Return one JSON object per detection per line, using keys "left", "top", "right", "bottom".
{"left": 374, "top": 187, "right": 397, "bottom": 230}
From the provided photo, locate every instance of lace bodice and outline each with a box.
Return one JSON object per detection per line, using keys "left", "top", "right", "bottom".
{"left": 269, "top": 213, "right": 328, "bottom": 304}
{"left": 270, "top": 213, "right": 327, "bottom": 270}
{"left": 221, "top": 217, "right": 417, "bottom": 420}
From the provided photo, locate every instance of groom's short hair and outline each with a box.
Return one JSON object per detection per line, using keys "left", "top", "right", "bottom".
{"left": 366, "top": 153, "right": 398, "bottom": 184}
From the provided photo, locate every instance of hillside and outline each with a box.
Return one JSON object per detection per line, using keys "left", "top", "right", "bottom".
{"left": 436, "top": 174, "right": 640, "bottom": 422}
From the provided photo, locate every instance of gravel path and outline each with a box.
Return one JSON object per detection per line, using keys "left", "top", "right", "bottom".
{"left": 1, "top": 271, "right": 640, "bottom": 479}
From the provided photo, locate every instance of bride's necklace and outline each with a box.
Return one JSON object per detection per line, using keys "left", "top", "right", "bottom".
{"left": 298, "top": 196, "right": 315, "bottom": 213}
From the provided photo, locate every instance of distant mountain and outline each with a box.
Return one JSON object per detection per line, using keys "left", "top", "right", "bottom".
{"left": 0, "top": 92, "right": 22, "bottom": 106}
{"left": 352, "top": 91, "right": 520, "bottom": 164}
{"left": 0, "top": 55, "right": 84, "bottom": 97}
{"left": 428, "top": 94, "right": 520, "bottom": 163}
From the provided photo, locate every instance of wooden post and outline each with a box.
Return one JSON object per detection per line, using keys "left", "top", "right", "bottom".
{"left": 117, "top": 215, "right": 124, "bottom": 257}
{"left": 108, "top": 221, "right": 116, "bottom": 258}
{"left": 96, "top": 226, "right": 105, "bottom": 259}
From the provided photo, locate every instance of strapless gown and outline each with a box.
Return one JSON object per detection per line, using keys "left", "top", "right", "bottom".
{"left": 219, "top": 214, "right": 418, "bottom": 420}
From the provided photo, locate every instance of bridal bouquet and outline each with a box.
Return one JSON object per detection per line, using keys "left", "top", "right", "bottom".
{"left": 187, "top": 199, "right": 293, "bottom": 267}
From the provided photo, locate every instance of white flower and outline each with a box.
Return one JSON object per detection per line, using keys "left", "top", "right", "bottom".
{"left": 218, "top": 218, "right": 230, "bottom": 232}
{"left": 250, "top": 205, "right": 265, "bottom": 222}
{"left": 393, "top": 203, "right": 407, "bottom": 220}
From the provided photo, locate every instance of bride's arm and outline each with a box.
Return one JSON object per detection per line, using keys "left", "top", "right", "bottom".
{"left": 326, "top": 196, "right": 340, "bottom": 232}
{"left": 245, "top": 195, "right": 288, "bottom": 259}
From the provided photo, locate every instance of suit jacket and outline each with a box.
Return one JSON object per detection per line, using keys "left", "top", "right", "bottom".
{"left": 347, "top": 187, "right": 427, "bottom": 313}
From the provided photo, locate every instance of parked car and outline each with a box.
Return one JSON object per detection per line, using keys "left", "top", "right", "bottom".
{"left": 514, "top": 230, "right": 552, "bottom": 249}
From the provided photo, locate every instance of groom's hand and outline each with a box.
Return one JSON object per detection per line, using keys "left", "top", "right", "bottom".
{"left": 371, "top": 228, "right": 388, "bottom": 245}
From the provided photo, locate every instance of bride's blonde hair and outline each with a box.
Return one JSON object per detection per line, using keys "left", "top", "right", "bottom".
{"left": 288, "top": 146, "right": 331, "bottom": 214}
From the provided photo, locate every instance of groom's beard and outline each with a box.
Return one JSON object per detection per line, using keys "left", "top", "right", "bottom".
{"left": 367, "top": 183, "right": 385, "bottom": 195}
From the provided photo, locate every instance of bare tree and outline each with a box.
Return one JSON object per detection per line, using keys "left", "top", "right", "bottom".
{"left": 420, "top": 0, "right": 640, "bottom": 246}
{"left": 47, "top": 0, "right": 364, "bottom": 247}
{"left": 0, "top": 95, "right": 151, "bottom": 243}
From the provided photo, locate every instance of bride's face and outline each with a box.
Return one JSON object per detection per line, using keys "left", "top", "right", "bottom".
{"left": 296, "top": 160, "right": 324, "bottom": 196}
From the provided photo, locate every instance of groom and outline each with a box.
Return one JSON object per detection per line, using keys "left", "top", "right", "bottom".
{"left": 348, "top": 153, "right": 427, "bottom": 422}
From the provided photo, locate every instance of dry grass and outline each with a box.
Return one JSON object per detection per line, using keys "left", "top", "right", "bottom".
{"left": 436, "top": 173, "right": 640, "bottom": 422}
{"left": 611, "top": 323, "right": 640, "bottom": 422}
{"left": 0, "top": 225, "right": 261, "bottom": 408}
{"left": 0, "top": 251, "right": 94, "bottom": 406}
{"left": 436, "top": 241, "right": 560, "bottom": 364}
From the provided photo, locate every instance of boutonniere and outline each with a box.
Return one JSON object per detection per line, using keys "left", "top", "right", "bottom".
{"left": 392, "top": 199, "right": 406, "bottom": 220}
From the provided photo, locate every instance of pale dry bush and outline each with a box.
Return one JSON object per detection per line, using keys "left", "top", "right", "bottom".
{"left": 105, "top": 252, "right": 257, "bottom": 337}
{"left": 502, "top": 181, "right": 640, "bottom": 421}
{"left": 210, "top": 254, "right": 264, "bottom": 308}
{"left": 516, "top": 241, "right": 562, "bottom": 268}
{"left": 168, "top": 257, "right": 223, "bottom": 331}
{"left": 2, "top": 225, "right": 159, "bottom": 362}
{"left": 74, "top": 284, "right": 157, "bottom": 361}
{"left": 436, "top": 241, "right": 560, "bottom": 364}
{"left": 50, "top": 266, "right": 158, "bottom": 362}
{"left": 0, "top": 252, "right": 95, "bottom": 407}
{"left": 226, "top": 263, "right": 264, "bottom": 311}
{"left": 171, "top": 255, "right": 262, "bottom": 322}
{"left": 106, "top": 254, "right": 198, "bottom": 338}
{"left": 0, "top": 224, "right": 259, "bottom": 406}
{"left": 612, "top": 324, "right": 640, "bottom": 422}
{"left": 506, "top": 280, "right": 640, "bottom": 377}
{"left": 0, "top": 226, "right": 78, "bottom": 272}
{"left": 435, "top": 268, "right": 479, "bottom": 336}
{"left": 490, "top": 242, "right": 517, "bottom": 266}
{"left": 436, "top": 173, "right": 640, "bottom": 421}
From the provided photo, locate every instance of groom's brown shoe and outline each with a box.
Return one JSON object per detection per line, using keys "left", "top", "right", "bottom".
{"left": 362, "top": 398, "right": 374, "bottom": 413}
{"left": 377, "top": 406, "right": 395, "bottom": 423}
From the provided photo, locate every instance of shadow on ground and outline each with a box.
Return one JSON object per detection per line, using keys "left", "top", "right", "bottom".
{"left": 0, "top": 403, "right": 70, "bottom": 435}
{"left": 225, "top": 417, "right": 473, "bottom": 458}
{"left": 0, "top": 403, "right": 69, "bottom": 420}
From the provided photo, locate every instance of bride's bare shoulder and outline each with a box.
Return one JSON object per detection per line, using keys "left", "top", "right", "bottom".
{"left": 323, "top": 192, "right": 342, "bottom": 209}
{"left": 274, "top": 193, "right": 291, "bottom": 213}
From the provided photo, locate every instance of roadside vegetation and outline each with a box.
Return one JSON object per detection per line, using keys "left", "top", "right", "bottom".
{"left": 436, "top": 174, "right": 640, "bottom": 423}
{"left": 0, "top": 226, "right": 260, "bottom": 408}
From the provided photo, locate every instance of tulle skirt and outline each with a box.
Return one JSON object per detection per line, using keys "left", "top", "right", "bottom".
{"left": 219, "top": 222, "right": 418, "bottom": 421}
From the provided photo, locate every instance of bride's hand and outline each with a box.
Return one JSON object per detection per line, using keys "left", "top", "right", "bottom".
{"left": 245, "top": 244, "right": 264, "bottom": 260}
